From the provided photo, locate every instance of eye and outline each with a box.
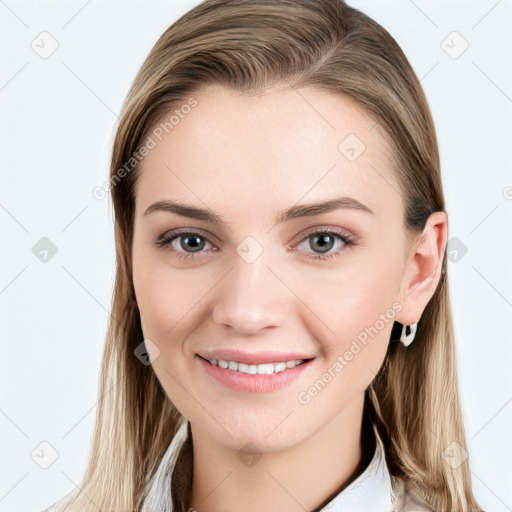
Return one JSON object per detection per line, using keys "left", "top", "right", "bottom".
{"left": 156, "top": 227, "right": 355, "bottom": 262}
{"left": 293, "top": 228, "right": 354, "bottom": 260}
{"left": 155, "top": 229, "right": 216, "bottom": 260}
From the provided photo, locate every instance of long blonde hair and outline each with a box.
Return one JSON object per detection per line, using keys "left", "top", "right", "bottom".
{"left": 48, "top": 1, "right": 482, "bottom": 510}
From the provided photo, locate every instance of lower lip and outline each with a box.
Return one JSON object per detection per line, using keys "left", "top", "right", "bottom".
{"left": 198, "top": 356, "right": 313, "bottom": 393}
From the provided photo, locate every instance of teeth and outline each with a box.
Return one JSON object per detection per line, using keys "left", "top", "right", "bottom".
{"left": 206, "top": 358, "right": 305, "bottom": 374}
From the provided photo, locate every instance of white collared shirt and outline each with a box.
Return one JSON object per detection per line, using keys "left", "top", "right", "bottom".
{"left": 141, "top": 418, "right": 435, "bottom": 512}
{"left": 318, "top": 421, "right": 396, "bottom": 511}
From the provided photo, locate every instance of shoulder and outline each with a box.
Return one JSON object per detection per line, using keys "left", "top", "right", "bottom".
{"left": 391, "top": 476, "right": 436, "bottom": 512}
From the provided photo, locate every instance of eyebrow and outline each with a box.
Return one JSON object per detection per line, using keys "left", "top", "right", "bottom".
{"left": 143, "top": 196, "right": 374, "bottom": 225}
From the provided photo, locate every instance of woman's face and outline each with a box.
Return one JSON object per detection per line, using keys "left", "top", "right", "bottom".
{"left": 132, "top": 84, "right": 413, "bottom": 451}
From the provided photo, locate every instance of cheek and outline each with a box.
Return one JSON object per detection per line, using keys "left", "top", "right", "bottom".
{"left": 132, "top": 257, "right": 207, "bottom": 411}
{"left": 296, "top": 253, "right": 401, "bottom": 340}
{"left": 133, "top": 255, "right": 212, "bottom": 340}
{"left": 294, "top": 254, "right": 402, "bottom": 387}
{"left": 293, "top": 271, "right": 400, "bottom": 430}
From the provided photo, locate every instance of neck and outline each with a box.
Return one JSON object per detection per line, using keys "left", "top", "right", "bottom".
{"left": 187, "top": 393, "right": 375, "bottom": 512}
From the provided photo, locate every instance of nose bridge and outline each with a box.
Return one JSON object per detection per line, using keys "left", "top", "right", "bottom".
{"left": 212, "top": 236, "right": 290, "bottom": 334}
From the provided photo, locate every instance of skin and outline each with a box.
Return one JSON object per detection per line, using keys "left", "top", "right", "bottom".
{"left": 132, "top": 83, "right": 447, "bottom": 512}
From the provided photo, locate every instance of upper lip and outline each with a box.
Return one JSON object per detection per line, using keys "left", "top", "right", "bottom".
{"left": 197, "top": 349, "right": 315, "bottom": 365}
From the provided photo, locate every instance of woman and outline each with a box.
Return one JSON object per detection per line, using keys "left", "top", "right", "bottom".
{"left": 45, "top": 0, "right": 483, "bottom": 510}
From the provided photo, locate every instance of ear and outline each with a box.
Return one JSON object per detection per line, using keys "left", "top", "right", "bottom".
{"left": 395, "top": 211, "right": 448, "bottom": 325}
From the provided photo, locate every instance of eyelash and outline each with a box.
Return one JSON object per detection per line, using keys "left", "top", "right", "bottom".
{"left": 155, "top": 227, "right": 355, "bottom": 261}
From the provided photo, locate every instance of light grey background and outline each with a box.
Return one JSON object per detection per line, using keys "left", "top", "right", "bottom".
{"left": 1, "top": 1, "right": 511, "bottom": 511}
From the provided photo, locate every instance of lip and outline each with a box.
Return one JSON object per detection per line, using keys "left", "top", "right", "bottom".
{"left": 197, "top": 349, "right": 315, "bottom": 365}
{"left": 197, "top": 354, "right": 315, "bottom": 393}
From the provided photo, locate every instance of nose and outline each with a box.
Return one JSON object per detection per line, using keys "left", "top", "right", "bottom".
{"left": 212, "top": 247, "right": 291, "bottom": 335}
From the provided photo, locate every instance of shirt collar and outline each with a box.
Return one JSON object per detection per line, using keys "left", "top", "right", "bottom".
{"left": 318, "top": 421, "right": 396, "bottom": 511}
{"left": 142, "top": 418, "right": 396, "bottom": 512}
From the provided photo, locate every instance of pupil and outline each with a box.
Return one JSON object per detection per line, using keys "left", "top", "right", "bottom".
{"left": 312, "top": 234, "right": 334, "bottom": 253}
{"left": 182, "top": 236, "right": 204, "bottom": 252}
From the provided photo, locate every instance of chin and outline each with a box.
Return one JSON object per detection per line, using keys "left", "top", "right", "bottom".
{"left": 190, "top": 408, "right": 316, "bottom": 454}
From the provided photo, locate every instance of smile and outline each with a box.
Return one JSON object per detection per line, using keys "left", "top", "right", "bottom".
{"left": 203, "top": 357, "right": 306, "bottom": 374}
{"left": 198, "top": 355, "right": 314, "bottom": 393}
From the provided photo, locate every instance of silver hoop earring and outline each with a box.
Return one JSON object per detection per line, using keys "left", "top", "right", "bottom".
{"left": 400, "top": 322, "right": 417, "bottom": 347}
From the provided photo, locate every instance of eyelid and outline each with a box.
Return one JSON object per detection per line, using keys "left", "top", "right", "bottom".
{"left": 289, "top": 226, "right": 355, "bottom": 260}
{"left": 156, "top": 225, "right": 356, "bottom": 260}
{"left": 290, "top": 225, "right": 356, "bottom": 246}
{"left": 156, "top": 227, "right": 219, "bottom": 246}
{"left": 155, "top": 228, "right": 218, "bottom": 259}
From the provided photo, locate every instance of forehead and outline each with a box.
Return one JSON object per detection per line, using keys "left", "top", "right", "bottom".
{"left": 135, "top": 84, "right": 401, "bottom": 221}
